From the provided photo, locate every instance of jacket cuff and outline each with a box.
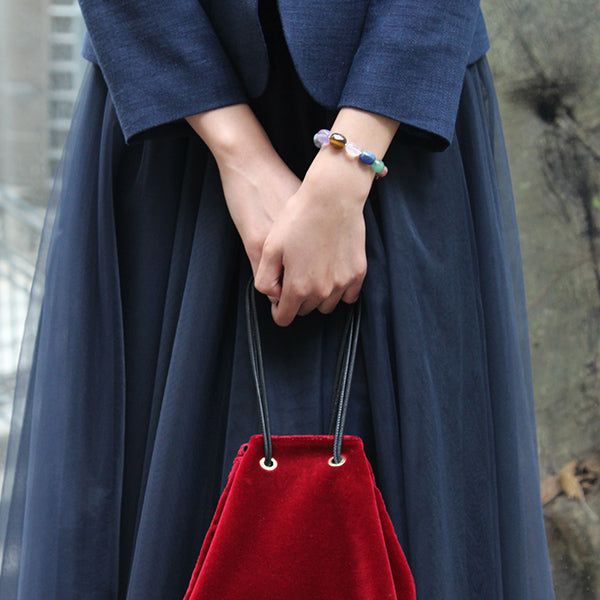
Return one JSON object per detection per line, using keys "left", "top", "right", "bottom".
{"left": 339, "top": 1, "right": 484, "bottom": 151}
{"left": 79, "top": 0, "right": 248, "bottom": 143}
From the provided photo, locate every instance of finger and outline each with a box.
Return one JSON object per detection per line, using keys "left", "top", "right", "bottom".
{"left": 341, "top": 277, "right": 365, "bottom": 305}
{"left": 271, "top": 280, "right": 304, "bottom": 327}
{"left": 317, "top": 289, "right": 345, "bottom": 315}
{"left": 297, "top": 291, "right": 328, "bottom": 316}
{"left": 255, "top": 243, "right": 283, "bottom": 301}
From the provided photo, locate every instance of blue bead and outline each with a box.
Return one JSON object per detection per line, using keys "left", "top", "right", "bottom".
{"left": 359, "top": 150, "right": 376, "bottom": 165}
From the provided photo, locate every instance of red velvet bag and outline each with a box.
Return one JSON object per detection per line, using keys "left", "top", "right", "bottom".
{"left": 183, "top": 284, "right": 416, "bottom": 600}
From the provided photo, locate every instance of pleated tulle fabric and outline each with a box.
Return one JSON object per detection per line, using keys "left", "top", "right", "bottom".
{"left": 0, "top": 13, "right": 554, "bottom": 600}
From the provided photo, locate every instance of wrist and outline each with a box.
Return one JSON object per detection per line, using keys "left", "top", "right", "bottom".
{"left": 185, "top": 104, "right": 276, "bottom": 170}
{"left": 305, "top": 149, "right": 374, "bottom": 209}
{"left": 331, "top": 107, "right": 399, "bottom": 159}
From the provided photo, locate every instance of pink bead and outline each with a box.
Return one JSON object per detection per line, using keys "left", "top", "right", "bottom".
{"left": 376, "top": 165, "right": 389, "bottom": 178}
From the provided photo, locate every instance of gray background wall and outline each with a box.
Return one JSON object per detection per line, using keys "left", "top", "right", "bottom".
{"left": 483, "top": 1, "right": 600, "bottom": 597}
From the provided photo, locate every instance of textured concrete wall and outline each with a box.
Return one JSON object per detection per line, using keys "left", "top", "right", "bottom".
{"left": 482, "top": 1, "right": 600, "bottom": 597}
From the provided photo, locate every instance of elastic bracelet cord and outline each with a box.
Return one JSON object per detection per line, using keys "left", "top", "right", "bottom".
{"left": 313, "top": 129, "right": 388, "bottom": 178}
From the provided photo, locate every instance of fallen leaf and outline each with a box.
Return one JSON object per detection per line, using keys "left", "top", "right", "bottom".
{"left": 541, "top": 474, "right": 561, "bottom": 505}
{"left": 559, "top": 460, "right": 585, "bottom": 501}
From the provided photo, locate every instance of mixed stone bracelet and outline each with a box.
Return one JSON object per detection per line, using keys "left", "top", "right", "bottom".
{"left": 313, "top": 129, "right": 388, "bottom": 178}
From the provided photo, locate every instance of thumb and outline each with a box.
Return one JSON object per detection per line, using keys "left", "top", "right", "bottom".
{"left": 255, "top": 241, "right": 283, "bottom": 302}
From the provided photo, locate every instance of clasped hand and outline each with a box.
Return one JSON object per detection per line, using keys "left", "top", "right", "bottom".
{"left": 187, "top": 106, "right": 396, "bottom": 326}
{"left": 222, "top": 148, "right": 371, "bottom": 326}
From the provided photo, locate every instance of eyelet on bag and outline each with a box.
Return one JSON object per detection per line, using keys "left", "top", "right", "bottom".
{"left": 260, "top": 457, "right": 278, "bottom": 471}
{"left": 328, "top": 456, "right": 346, "bottom": 467}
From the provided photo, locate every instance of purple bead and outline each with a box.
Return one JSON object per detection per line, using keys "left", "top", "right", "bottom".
{"left": 314, "top": 129, "right": 331, "bottom": 148}
{"left": 359, "top": 150, "right": 376, "bottom": 165}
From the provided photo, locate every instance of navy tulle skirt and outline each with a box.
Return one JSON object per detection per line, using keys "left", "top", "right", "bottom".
{"left": 0, "top": 9, "right": 554, "bottom": 599}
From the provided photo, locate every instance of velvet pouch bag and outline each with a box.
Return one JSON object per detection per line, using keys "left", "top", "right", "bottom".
{"left": 183, "top": 283, "right": 416, "bottom": 600}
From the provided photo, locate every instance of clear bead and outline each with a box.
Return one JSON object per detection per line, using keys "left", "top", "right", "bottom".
{"left": 345, "top": 142, "right": 362, "bottom": 158}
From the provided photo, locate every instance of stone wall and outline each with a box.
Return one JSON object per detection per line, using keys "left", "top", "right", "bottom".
{"left": 482, "top": 1, "right": 600, "bottom": 597}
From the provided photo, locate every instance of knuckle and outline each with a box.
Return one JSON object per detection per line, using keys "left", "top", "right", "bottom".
{"left": 261, "top": 237, "right": 276, "bottom": 257}
{"left": 357, "top": 255, "right": 368, "bottom": 274}
{"left": 315, "top": 285, "right": 332, "bottom": 302}
{"left": 254, "top": 279, "right": 266, "bottom": 294}
{"left": 290, "top": 280, "right": 310, "bottom": 301}
{"left": 254, "top": 275, "right": 270, "bottom": 295}
{"left": 331, "top": 276, "right": 346, "bottom": 293}
{"left": 318, "top": 303, "right": 336, "bottom": 315}
{"left": 350, "top": 288, "right": 362, "bottom": 302}
{"left": 354, "top": 263, "right": 367, "bottom": 283}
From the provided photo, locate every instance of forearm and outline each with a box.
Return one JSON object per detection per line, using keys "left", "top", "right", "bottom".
{"left": 185, "top": 104, "right": 301, "bottom": 279}
{"left": 185, "top": 104, "right": 279, "bottom": 171}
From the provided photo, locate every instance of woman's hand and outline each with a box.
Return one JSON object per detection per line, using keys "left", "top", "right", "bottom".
{"left": 186, "top": 104, "right": 300, "bottom": 275}
{"left": 255, "top": 150, "right": 371, "bottom": 326}
{"left": 255, "top": 107, "right": 399, "bottom": 326}
{"left": 187, "top": 105, "right": 399, "bottom": 322}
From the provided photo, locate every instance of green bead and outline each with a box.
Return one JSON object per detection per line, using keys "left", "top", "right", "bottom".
{"left": 371, "top": 159, "right": 385, "bottom": 173}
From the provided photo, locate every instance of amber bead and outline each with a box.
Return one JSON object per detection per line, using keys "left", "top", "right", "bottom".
{"left": 329, "top": 132, "right": 347, "bottom": 148}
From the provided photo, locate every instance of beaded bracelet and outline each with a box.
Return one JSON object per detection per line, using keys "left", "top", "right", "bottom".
{"left": 313, "top": 129, "right": 388, "bottom": 178}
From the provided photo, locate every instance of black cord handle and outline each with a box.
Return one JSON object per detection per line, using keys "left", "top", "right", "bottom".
{"left": 245, "top": 278, "right": 361, "bottom": 466}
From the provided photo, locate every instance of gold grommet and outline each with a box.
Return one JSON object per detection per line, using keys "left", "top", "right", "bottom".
{"left": 328, "top": 455, "right": 346, "bottom": 467}
{"left": 260, "top": 457, "right": 278, "bottom": 471}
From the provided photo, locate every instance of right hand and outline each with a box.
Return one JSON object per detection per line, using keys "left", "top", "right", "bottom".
{"left": 255, "top": 149, "right": 370, "bottom": 326}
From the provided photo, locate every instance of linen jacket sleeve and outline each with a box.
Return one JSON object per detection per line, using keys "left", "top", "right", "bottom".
{"left": 338, "top": 0, "right": 484, "bottom": 150}
{"left": 78, "top": 0, "right": 247, "bottom": 143}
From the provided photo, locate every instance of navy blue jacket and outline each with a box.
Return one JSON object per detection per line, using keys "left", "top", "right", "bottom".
{"left": 79, "top": 0, "right": 489, "bottom": 150}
